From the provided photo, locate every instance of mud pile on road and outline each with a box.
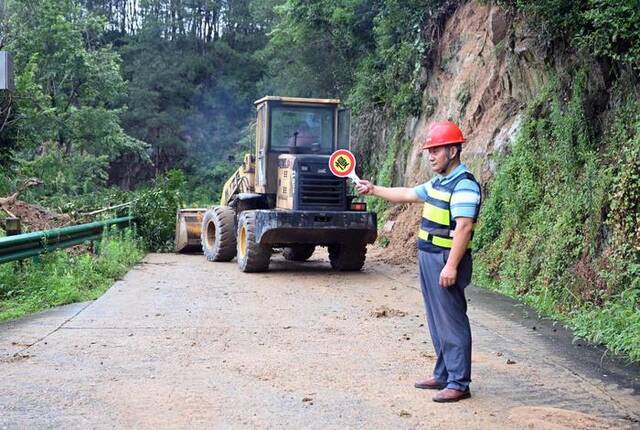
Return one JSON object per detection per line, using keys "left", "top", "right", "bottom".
{"left": 369, "top": 204, "right": 420, "bottom": 266}
{"left": 370, "top": 305, "right": 407, "bottom": 318}
{"left": 2, "top": 199, "right": 73, "bottom": 232}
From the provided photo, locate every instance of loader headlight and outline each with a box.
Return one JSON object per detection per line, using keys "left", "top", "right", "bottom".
{"left": 300, "top": 165, "right": 309, "bottom": 172}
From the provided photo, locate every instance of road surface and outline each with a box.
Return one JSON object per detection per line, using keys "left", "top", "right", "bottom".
{"left": 1, "top": 250, "right": 639, "bottom": 429}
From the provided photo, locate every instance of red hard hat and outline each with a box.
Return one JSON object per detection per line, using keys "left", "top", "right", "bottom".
{"left": 422, "top": 121, "right": 465, "bottom": 149}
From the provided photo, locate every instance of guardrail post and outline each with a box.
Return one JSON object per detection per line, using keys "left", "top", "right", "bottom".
{"left": 5, "top": 217, "right": 21, "bottom": 236}
{"left": 5, "top": 217, "right": 23, "bottom": 271}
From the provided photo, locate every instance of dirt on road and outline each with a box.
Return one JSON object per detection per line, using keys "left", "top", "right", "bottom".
{"left": 1, "top": 250, "right": 639, "bottom": 429}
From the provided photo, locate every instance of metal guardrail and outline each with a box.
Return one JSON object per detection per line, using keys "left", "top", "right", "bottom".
{"left": 0, "top": 216, "right": 134, "bottom": 264}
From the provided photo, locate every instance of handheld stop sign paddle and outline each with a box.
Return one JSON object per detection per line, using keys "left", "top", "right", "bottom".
{"left": 329, "top": 149, "right": 361, "bottom": 184}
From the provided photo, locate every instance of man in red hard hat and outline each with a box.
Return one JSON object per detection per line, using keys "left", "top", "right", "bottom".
{"left": 357, "top": 121, "right": 481, "bottom": 403}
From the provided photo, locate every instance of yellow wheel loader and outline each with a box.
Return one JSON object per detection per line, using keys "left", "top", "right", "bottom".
{"left": 176, "top": 96, "right": 377, "bottom": 272}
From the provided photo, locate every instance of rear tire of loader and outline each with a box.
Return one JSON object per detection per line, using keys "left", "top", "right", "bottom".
{"left": 237, "top": 211, "right": 271, "bottom": 272}
{"left": 201, "top": 206, "right": 237, "bottom": 262}
{"left": 328, "top": 242, "right": 367, "bottom": 271}
{"left": 283, "top": 245, "right": 315, "bottom": 261}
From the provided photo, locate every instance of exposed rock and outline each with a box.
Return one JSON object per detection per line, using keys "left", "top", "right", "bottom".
{"left": 383, "top": 220, "right": 396, "bottom": 233}
{"left": 514, "top": 36, "right": 535, "bottom": 56}
{"left": 489, "top": 7, "right": 508, "bottom": 46}
{"left": 493, "top": 114, "right": 523, "bottom": 155}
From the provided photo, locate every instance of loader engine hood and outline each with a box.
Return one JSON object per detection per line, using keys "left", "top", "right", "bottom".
{"left": 276, "top": 154, "right": 348, "bottom": 211}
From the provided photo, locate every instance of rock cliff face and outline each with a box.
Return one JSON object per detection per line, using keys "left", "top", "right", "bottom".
{"left": 365, "top": 0, "right": 606, "bottom": 263}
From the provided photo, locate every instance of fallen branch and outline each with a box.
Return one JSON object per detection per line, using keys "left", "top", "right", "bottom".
{"left": 1, "top": 206, "right": 15, "bottom": 218}
{"left": 0, "top": 178, "right": 43, "bottom": 208}
{"left": 81, "top": 201, "right": 133, "bottom": 217}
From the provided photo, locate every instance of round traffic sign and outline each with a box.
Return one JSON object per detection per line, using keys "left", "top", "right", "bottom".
{"left": 329, "top": 150, "right": 356, "bottom": 177}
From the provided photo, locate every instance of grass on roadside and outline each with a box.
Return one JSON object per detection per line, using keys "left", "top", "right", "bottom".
{"left": 0, "top": 228, "right": 145, "bottom": 322}
{"left": 474, "top": 261, "right": 640, "bottom": 363}
{"left": 473, "top": 72, "right": 640, "bottom": 363}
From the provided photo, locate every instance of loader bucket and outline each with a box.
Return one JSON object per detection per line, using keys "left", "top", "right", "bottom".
{"left": 175, "top": 208, "right": 207, "bottom": 253}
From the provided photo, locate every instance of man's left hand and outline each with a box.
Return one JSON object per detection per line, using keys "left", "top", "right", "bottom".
{"left": 439, "top": 264, "right": 457, "bottom": 288}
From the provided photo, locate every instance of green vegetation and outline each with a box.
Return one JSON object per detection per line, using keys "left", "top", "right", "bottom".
{"left": 0, "top": 0, "right": 638, "bottom": 363}
{"left": 456, "top": 84, "right": 471, "bottom": 118}
{"left": 365, "top": 131, "right": 399, "bottom": 224}
{"left": 131, "top": 169, "right": 188, "bottom": 252}
{"left": 0, "top": 229, "right": 144, "bottom": 322}
{"left": 499, "top": 0, "right": 640, "bottom": 69}
{"left": 474, "top": 71, "right": 640, "bottom": 361}
{"left": 364, "top": 127, "right": 412, "bottom": 230}
{"left": 1, "top": 0, "right": 270, "bottom": 216}
{"left": 8, "top": 0, "right": 147, "bottom": 195}
{"left": 264, "top": 0, "right": 452, "bottom": 119}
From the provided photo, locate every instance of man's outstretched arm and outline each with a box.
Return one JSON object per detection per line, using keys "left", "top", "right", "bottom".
{"left": 356, "top": 180, "right": 423, "bottom": 203}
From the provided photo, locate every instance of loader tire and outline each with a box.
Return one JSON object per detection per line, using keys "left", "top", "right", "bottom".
{"left": 328, "top": 242, "right": 367, "bottom": 271}
{"left": 237, "top": 211, "right": 271, "bottom": 272}
{"left": 201, "top": 206, "right": 236, "bottom": 262}
{"left": 283, "top": 245, "right": 315, "bottom": 261}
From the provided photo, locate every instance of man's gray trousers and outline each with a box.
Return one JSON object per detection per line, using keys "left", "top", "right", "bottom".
{"left": 418, "top": 249, "right": 472, "bottom": 391}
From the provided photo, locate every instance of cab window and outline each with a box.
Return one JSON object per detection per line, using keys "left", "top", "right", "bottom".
{"left": 270, "top": 106, "right": 334, "bottom": 154}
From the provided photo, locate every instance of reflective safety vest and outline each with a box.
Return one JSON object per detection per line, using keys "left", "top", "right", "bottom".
{"left": 418, "top": 171, "right": 480, "bottom": 252}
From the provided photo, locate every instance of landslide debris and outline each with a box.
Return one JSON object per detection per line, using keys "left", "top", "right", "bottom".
{"left": 370, "top": 305, "right": 407, "bottom": 318}
{"left": 1, "top": 199, "right": 73, "bottom": 232}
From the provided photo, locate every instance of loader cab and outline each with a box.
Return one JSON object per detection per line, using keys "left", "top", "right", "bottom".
{"left": 254, "top": 96, "right": 351, "bottom": 195}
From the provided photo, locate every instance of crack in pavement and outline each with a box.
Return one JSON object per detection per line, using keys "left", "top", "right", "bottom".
{"left": 2, "top": 301, "right": 94, "bottom": 359}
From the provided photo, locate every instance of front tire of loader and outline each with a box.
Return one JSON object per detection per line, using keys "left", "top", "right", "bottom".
{"left": 201, "top": 206, "right": 237, "bottom": 262}
{"left": 283, "top": 245, "right": 315, "bottom": 261}
{"left": 328, "top": 242, "right": 367, "bottom": 271}
{"left": 237, "top": 211, "right": 271, "bottom": 272}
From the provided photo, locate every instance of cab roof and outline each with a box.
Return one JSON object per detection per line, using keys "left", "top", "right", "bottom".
{"left": 254, "top": 96, "right": 341, "bottom": 106}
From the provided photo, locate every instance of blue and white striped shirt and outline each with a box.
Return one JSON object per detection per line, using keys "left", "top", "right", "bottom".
{"left": 414, "top": 164, "right": 481, "bottom": 220}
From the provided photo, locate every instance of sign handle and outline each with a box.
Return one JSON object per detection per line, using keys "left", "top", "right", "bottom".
{"left": 347, "top": 171, "right": 361, "bottom": 185}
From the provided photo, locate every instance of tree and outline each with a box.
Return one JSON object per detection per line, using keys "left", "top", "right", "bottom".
{"left": 259, "top": 0, "right": 379, "bottom": 98}
{"left": 3, "top": 0, "right": 146, "bottom": 199}
{"left": 9, "top": 0, "right": 144, "bottom": 155}
{"left": 0, "top": 1, "right": 17, "bottom": 163}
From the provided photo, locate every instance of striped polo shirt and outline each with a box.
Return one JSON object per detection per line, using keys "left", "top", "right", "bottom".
{"left": 414, "top": 164, "right": 481, "bottom": 220}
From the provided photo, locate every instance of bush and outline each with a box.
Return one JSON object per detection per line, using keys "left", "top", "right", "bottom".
{"left": 474, "top": 71, "right": 640, "bottom": 362}
{"left": 577, "top": 1, "right": 640, "bottom": 68}
{"left": 131, "top": 169, "right": 186, "bottom": 252}
{"left": 500, "top": 0, "right": 640, "bottom": 69}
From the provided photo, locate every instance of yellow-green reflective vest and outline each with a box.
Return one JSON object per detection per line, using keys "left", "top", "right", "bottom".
{"left": 418, "top": 171, "right": 480, "bottom": 252}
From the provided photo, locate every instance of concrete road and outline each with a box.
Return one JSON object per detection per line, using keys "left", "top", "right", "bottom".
{"left": 1, "top": 251, "right": 639, "bottom": 429}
